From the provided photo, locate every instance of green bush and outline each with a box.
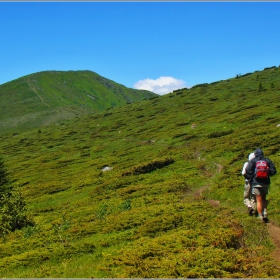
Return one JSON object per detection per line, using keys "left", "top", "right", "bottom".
{"left": 0, "top": 188, "right": 34, "bottom": 235}
{"left": 208, "top": 129, "right": 234, "bottom": 139}
{"left": 0, "top": 155, "right": 9, "bottom": 195}
{"left": 122, "top": 158, "right": 175, "bottom": 176}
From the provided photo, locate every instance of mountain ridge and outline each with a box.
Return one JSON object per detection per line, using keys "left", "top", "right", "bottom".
{"left": 0, "top": 70, "right": 156, "bottom": 135}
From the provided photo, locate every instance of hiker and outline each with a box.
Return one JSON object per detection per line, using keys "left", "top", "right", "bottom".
{"left": 241, "top": 152, "right": 256, "bottom": 215}
{"left": 246, "top": 148, "right": 277, "bottom": 222}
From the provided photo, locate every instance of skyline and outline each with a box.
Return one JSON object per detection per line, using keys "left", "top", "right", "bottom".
{"left": 1, "top": 2, "right": 280, "bottom": 95}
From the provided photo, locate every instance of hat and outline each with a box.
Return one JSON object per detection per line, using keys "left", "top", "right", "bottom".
{"left": 254, "top": 148, "right": 264, "bottom": 157}
{"left": 248, "top": 152, "right": 255, "bottom": 161}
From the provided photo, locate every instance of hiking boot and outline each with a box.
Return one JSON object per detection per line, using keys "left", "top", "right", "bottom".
{"left": 259, "top": 215, "right": 264, "bottom": 222}
{"left": 248, "top": 207, "right": 254, "bottom": 216}
{"left": 263, "top": 212, "right": 269, "bottom": 223}
{"left": 263, "top": 217, "right": 269, "bottom": 223}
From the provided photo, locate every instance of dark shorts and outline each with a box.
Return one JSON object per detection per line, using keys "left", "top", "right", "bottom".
{"left": 253, "top": 184, "right": 269, "bottom": 196}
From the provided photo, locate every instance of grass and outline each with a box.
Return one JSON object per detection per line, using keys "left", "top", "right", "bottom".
{"left": 1, "top": 65, "right": 280, "bottom": 277}
{"left": 0, "top": 70, "right": 156, "bottom": 135}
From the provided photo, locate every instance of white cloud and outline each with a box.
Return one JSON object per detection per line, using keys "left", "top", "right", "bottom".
{"left": 133, "top": 76, "right": 187, "bottom": 95}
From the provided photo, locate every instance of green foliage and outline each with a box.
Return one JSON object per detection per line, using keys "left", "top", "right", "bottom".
{"left": 0, "top": 155, "right": 9, "bottom": 194}
{"left": 52, "top": 214, "right": 71, "bottom": 233}
{"left": 122, "top": 158, "right": 175, "bottom": 176}
{"left": 23, "top": 225, "right": 40, "bottom": 238}
{"left": 0, "top": 70, "right": 156, "bottom": 135}
{"left": 96, "top": 203, "right": 109, "bottom": 220}
{"left": 208, "top": 129, "right": 234, "bottom": 139}
{"left": 119, "top": 199, "right": 131, "bottom": 212}
{"left": 1, "top": 66, "right": 280, "bottom": 277}
{"left": 100, "top": 205, "right": 279, "bottom": 278}
{"left": 0, "top": 188, "right": 34, "bottom": 235}
{"left": 258, "top": 82, "right": 264, "bottom": 92}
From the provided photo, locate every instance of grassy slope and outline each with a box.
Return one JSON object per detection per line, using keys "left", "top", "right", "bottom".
{"left": 1, "top": 66, "right": 280, "bottom": 277}
{"left": 0, "top": 70, "right": 156, "bottom": 135}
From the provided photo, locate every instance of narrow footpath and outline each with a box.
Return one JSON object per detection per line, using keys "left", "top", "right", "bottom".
{"left": 194, "top": 162, "right": 280, "bottom": 264}
{"left": 27, "top": 77, "right": 50, "bottom": 107}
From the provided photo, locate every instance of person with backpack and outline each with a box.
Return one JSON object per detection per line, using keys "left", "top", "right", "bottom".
{"left": 245, "top": 148, "right": 277, "bottom": 222}
{"left": 241, "top": 152, "right": 256, "bottom": 215}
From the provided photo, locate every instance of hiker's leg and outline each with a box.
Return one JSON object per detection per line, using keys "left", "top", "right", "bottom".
{"left": 253, "top": 186, "right": 263, "bottom": 217}
{"left": 244, "top": 182, "right": 254, "bottom": 215}
{"left": 255, "top": 194, "right": 263, "bottom": 217}
{"left": 250, "top": 193, "right": 256, "bottom": 212}
{"left": 263, "top": 195, "right": 267, "bottom": 209}
{"left": 263, "top": 195, "right": 268, "bottom": 218}
{"left": 261, "top": 185, "right": 269, "bottom": 219}
{"left": 243, "top": 181, "right": 251, "bottom": 207}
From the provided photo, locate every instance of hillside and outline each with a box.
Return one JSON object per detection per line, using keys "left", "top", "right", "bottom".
{"left": 1, "top": 65, "right": 280, "bottom": 277}
{"left": 0, "top": 70, "right": 156, "bottom": 135}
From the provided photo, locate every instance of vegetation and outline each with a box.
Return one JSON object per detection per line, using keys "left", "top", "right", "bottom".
{"left": 0, "top": 187, "right": 34, "bottom": 236}
{"left": 0, "top": 65, "right": 280, "bottom": 277}
{"left": 0, "top": 156, "right": 9, "bottom": 193}
{"left": 0, "top": 157, "right": 34, "bottom": 238}
{"left": 0, "top": 70, "right": 156, "bottom": 135}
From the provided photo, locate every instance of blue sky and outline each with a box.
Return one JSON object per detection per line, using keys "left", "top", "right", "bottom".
{"left": 1, "top": 2, "right": 280, "bottom": 95}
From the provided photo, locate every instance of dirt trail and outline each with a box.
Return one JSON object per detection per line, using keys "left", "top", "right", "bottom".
{"left": 27, "top": 77, "right": 50, "bottom": 107}
{"left": 193, "top": 163, "right": 222, "bottom": 206}
{"left": 195, "top": 162, "right": 280, "bottom": 264}
{"left": 268, "top": 223, "right": 280, "bottom": 262}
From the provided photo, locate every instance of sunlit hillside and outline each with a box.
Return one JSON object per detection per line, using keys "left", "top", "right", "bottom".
{"left": 0, "top": 65, "right": 280, "bottom": 277}
{"left": 0, "top": 70, "right": 156, "bottom": 135}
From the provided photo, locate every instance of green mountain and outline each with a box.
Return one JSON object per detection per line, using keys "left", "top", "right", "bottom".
{"left": 1, "top": 65, "right": 280, "bottom": 277}
{"left": 0, "top": 70, "right": 156, "bottom": 135}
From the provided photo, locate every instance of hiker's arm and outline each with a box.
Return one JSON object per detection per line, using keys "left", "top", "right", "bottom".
{"left": 269, "top": 161, "right": 277, "bottom": 176}
{"left": 245, "top": 160, "right": 254, "bottom": 176}
{"left": 241, "top": 162, "right": 248, "bottom": 175}
{"left": 242, "top": 164, "right": 251, "bottom": 180}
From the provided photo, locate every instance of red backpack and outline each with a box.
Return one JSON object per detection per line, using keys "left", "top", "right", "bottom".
{"left": 255, "top": 160, "right": 269, "bottom": 179}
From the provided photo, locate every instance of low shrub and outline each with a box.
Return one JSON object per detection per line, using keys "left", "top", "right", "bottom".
{"left": 208, "top": 129, "right": 234, "bottom": 139}
{"left": 0, "top": 188, "right": 34, "bottom": 235}
{"left": 122, "top": 158, "right": 175, "bottom": 176}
